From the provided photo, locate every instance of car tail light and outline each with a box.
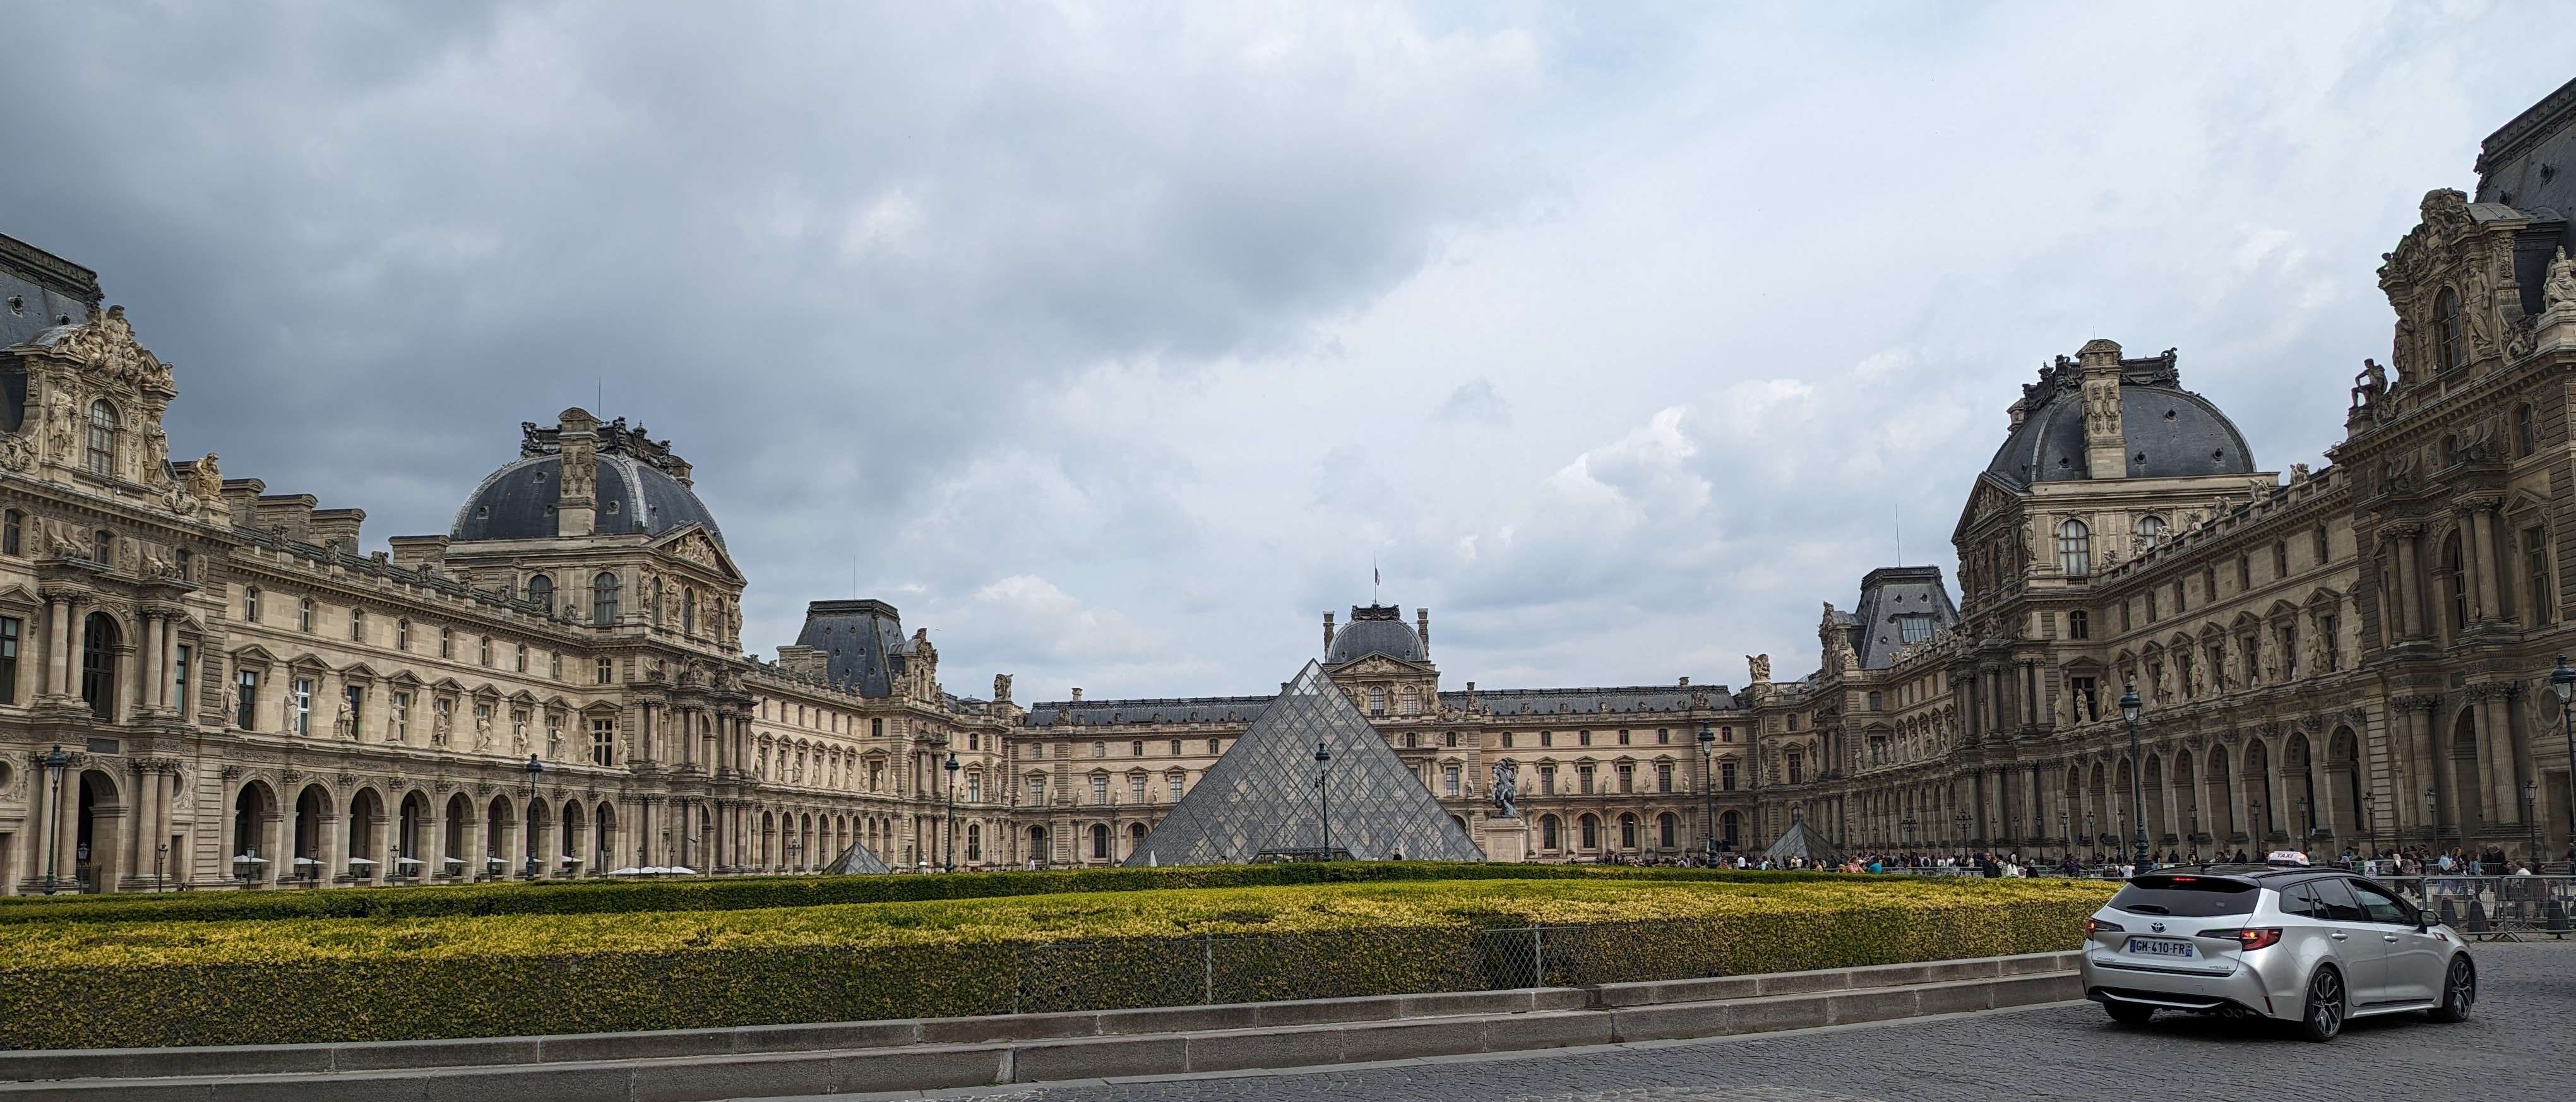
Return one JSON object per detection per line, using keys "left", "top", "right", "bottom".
{"left": 2085, "top": 917, "right": 2126, "bottom": 937}
{"left": 2199, "top": 927, "right": 2282, "bottom": 951}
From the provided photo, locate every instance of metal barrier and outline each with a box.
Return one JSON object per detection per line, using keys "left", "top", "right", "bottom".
{"left": 2383, "top": 875, "right": 2576, "bottom": 940}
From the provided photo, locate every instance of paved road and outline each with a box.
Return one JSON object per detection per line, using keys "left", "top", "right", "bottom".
{"left": 797, "top": 943, "right": 2570, "bottom": 1102}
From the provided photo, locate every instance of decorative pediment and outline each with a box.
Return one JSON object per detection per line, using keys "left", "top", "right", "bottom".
{"left": 20, "top": 306, "right": 176, "bottom": 397}
{"left": 653, "top": 525, "right": 741, "bottom": 581}
{"left": 229, "top": 643, "right": 281, "bottom": 666}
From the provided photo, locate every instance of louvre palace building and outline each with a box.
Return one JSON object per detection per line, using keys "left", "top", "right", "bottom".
{"left": 5, "top": 80, "right": 2576, "bottom": 893}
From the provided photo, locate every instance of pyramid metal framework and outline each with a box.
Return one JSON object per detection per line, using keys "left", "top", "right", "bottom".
{"left": 1125, "top": 660, "right": 1486, "bottom": 866}
{"left": 1760, "top": 817, "right": 1842, "bottom": 867}
{"left": 819, "top": 839, "right": 893, "bottom": 875}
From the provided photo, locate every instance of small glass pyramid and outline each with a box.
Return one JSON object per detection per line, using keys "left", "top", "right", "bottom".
{"left": 819, "top": 839, "right": 893, "bottom": 874}
{"left": 1126, "top": 660, "right": 1486, "bottom": 865}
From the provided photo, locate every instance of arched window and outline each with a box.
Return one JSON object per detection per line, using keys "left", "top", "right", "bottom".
{"left": 591, "top": 572, "right": 620, "bottom": 625}
{"left": 85, "top": 400, "right": 118, "bottom": 477}
{"left": 2433, "top": 287, "right": 2465, "bottom": 372}
{"left": 349, "top": 608, "right": 366, "bottom": 643}
{"left": 1366, "top": 686, "right": 1386, "bottom": 715}
{"left": 1089, "top": 822, "right": 1109, "bottom": 860}
{"left": 2056, "top": 519, "right": 2091, "bottom": 577}
{"left": 1619, "top": 813, "right": 1638, "bottom": 850}
{"left": 965, "top": 823, "right": 982, "bottom": 862}
{"left": 396, "top": 618, "right": 411, "bottom": 651}
{"left": 2135, "top": 515, "right": 2166, "bottom": 551}
{"left": 683, "top": 586, "right": 696, "bottom": 633}
{"left": 648, "top": 576, "right": 664, "bottom": 625}
{"left": 81, "top": 612, "right": 118, "bottom": 720}
{"left": 297, "top": 598, "right": 313, "bottom": 632}
{"left": 525, "top": 574, "right": 553, "bottom": 613}
{"left": 1578, "top": 814, "right": 1600, "bottom": 850}
{"left": 1, "top": 509, "right": 19, "bottom": 557}
{"left": 244, "top": 586, "right": 262, "bottom": 622}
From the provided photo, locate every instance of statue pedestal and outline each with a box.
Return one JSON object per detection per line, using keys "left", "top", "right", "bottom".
{"left": 2535, "top": 304, "right": 2576, "bottom": 356}
{"left": 1481, "top": 817, "right": 1529, "bottom": 863}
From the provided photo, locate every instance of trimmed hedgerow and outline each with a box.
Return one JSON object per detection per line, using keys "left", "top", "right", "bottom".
{"left": 0, "top": 862, "right": 1847, "bottom": 926}
{"left": 0, "top": 877, "right": 2111, "bottom": 1049}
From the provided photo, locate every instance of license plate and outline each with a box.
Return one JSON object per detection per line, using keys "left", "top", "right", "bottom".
{"left": 2125, "top": 937, "right": 2195, "bottom": 959}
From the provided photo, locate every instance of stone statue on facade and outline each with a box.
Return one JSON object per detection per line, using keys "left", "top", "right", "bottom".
{"left": 2350, "top": 358, "right": 2388, "bottom": 415}
{"left": 216, "top": 679, "right": 237, "bottom": 727}
{"left": 474, "top": 712, "right": 494, "bottom": 751}
{"left": 47, "top": 389, "right": 76, "bottom": 461}
{"left": 1746, "top": 653, "right": 1771, "bottom": 684}
{"left": 511, "top": 718, "right": 529, "bottom": 754}
{"left": 430, "top": 705, "right": 452, "bottom": 747}
{"left": 189, "top": 453, "right": 222, "bottom": 505}
{"left": 1491, "top": 758, "right": 1519, "bottom": 819}
{"left": 2546, "top": 247, "right": 2576, "bottom": 313}
{"left": 335, "top": 699, "right": 355, "bottom": 740}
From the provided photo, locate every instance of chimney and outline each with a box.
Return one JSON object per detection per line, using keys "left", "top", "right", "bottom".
{"left": 1678, "top": 676, "right": 1690, "bottom": 687}
{"left": 1322, "top": 612, "right": 1336, "bottom": 651}
{"left": 556, "top": 408, "right": 599, "bottom": 537}
{"left": 775, "top": 644, "right": 830, "bottom": 679}
{"left": 1070, "top": 687, "right": 1083, "bottom": 702}
{"left": 1416, "top": 608, "right": 1430, "bottom": 650}
{"left": 2078, "top": 339, "right": 2127, "bottom": 478}
{"left": 308, "top": 508, "right": 365, "bottom": 555}
{"left": 251, "top": 494, "right": 318, "bottom": 543}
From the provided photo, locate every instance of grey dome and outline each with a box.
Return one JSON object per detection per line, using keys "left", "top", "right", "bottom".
{"left": 1326, "top": 605, "right": 1426, "bottom": 665}
{"left": 1986, "top": 353, "right": 2254, "bottom": 489}
{"left": 452, "top": 452, "right": 725, "bottom": 546}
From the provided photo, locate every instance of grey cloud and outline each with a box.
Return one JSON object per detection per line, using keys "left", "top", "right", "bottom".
{"left": 1436, "top": 378, "right": 1510, "bottom": 424}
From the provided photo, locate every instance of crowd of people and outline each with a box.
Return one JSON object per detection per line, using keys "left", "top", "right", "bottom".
{"left": 1577, "top": 842, "right": 2576, "bottom": 878}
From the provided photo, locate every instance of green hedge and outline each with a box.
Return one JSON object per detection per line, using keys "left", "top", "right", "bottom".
{"left": 0, "top": 862, "right": 1844, "bottom": 926}
{"left": 0, "top": 877, "right": 2109, "bottom": 1048}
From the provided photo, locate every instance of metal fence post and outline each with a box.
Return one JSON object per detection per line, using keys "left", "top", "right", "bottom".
{"left": 1532, "top": 924, "right": 1544, "bottom": 990}
{"left": 1202, "top": 932, "right": 1214, "bottom": 1005}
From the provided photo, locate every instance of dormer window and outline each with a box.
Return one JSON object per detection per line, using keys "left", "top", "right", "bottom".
{"left": 85, "top": 400, "right": 119, "bottom": 477}
{"left": 2433, "top": 287, "right": 2465, "bottom": 372}
{"left": 2135, "top": 514, "right": 2166, "bottom": 550}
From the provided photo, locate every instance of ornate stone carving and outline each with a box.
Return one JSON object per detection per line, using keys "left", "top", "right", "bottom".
{"left": 1747, "top": 653, "right": 1772, "bottom": 684}
{"left": 40, "top": 305, "right": 176, "bottom": 394}
{"left": 2546, "top": 246, "right": 2576, "bottom": 312}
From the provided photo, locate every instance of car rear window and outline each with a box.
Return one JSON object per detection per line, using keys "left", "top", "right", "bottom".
{"left": 2109, "top": 875, "right": 2259, "bottom": 918}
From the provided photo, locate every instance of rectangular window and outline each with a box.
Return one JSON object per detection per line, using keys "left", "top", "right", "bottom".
{"left": 2070, "top": 676, "right": 2097, "bottom": 723}
{"left": 2206, "top": 644, "right": 2226, "bottom": 691}
{"left": 173, "top": 643, "right": 191, "bottom": 718}
{"left": 393, "top": 692, "right": 411, "bottom": 743}
{"left": 2145, "top": 591, "right": 2157, "bottom": 622}
{"left": 350, "top": 609, "right": 365, "bottom": 643}
{"left": 591, "top": 717, "right": 616, "bottom": 766}
{"left": 1719, "top": 759, "right": 1737, "bottom": 791}
{"left": 2279, "top": 625, "right": 2300, "bottom": 680}
{"left": 236, "top": 670, "right": 261, "bottom": 730}
{"left": 2238, "top": 555, "right": 2251, "bottom": 591}
{"left": 1539, "top": 765, "right": 1558, "bottom": 795}
{"left": 1656, "top": 762, "right": 1674, "bottom": 792}
{"left": 290, "top": 677, "right": 313, "bottom": 735}
{"left": 1443, "top": 764, "right": 1461, "bottom": 797}
{"left": 1027, "top": 776, "right": 1046, "bottom": 805}
{"left": 2527, "top": 526, "right": 2555, "bottom": 626}
{"left": 1090, "top": 774, "right": 1107, "bottom": 804}
{"left": 1167, "top": 773, "right": 1184, "bottom": 801}
{"left": 2178, "top": 652, "right": 2195, "bottom": 700}
{"left": 439, "top": 628, "right": 453, "bottom": 658}
{"left": 1616, "top": 762, "right": 1634, "bottom": 793}
{"left": 546, "top": 714, "right": 563, "bottom": 759}
{"left": 0, "top": 616, "right": 17, "bottom": 704}
{"left": 596, "top": 657, "right": 614, "bottom": 685}
{"left": 2241, "top": 634, "right": 2260, "bottom": 685}
{"left": 343, "top": 684, "right": 364, "bottom": 736}
{"left": 2320, "top": 615, "right": 2340, "bottom": 672}
{"left": 2315, "top": 524, "right": 2330, "bottom": 564}
{"left": 1501, "top": 732, "right": 1515, "bottom": 749}
{"left": 515, "top": 644, "right": 527, "bottom": 673}
{"left": 969, "top": 774, "right": 984, "bottom": 803}
{"left": 2121, "top": 602, "right": 2133, "bottom": 632}
{"left": 1866, "top": 691, "right": 1883, "bottom": 710}
{"left": 1578, "top": 764, "right": 1596, "bottom": 794}
{"left": 1128, "top": 774, "right": 1145, "bottom": 802}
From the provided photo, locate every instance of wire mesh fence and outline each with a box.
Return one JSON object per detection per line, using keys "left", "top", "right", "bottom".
{"left": 2385, "top": 875, "right": 2576, "bottom": 939}
{"left": 1011, "top": 924, "right": 1669, "bottom": 1014}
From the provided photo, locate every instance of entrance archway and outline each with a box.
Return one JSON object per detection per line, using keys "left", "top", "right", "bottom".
{"left": 73, "top": 769, "right": 122, "bottom": 892}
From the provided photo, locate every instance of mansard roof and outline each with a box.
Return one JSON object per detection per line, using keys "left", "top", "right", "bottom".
{"left": 1984, "top": 348, "right": 2255, "bottom": 489}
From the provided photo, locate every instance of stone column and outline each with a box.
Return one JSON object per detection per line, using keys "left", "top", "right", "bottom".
{"left": 52, "top": 778, "right": 80, "bottom": 891}
{"left": 2393, "top": 528, "right": 2426, "bottom": 639}
{"left": 467, "top": 802, "right": 491, "bottom": 881}
{"left": 321, "top": 810, "right": 346, "bottom": 885}
{"left": 45, "top": 595, "right": 71, "bottom": 697}
{"left": 421, "top": 812, "right": 443, "bottom": 884}
{"left": 369, "top": 806, "right": 391, "bottom": 885}
{"left": 2471, "top": 507, "right": 2503, "bottom": 620}
{"left": 263, "top": 807, "right": 287, "bottom": 887}
{"left": 2482, "top": 690, "right": 2519, "bottom": 827}
{"left": 140, "top": 615, "right": 164, "bottom": 718}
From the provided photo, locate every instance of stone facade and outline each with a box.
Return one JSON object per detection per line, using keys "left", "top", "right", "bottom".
{"left": 8, "top": 82, "right": 2576, "bottom": 893}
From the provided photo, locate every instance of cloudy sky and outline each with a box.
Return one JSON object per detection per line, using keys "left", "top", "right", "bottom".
{"left": 2, "top": 3, "right": 2565, "bottom": 701}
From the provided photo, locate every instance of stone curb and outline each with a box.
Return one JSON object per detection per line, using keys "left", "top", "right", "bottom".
{"left": 0, "top": 954, "right": 2085, "bottom": 1101}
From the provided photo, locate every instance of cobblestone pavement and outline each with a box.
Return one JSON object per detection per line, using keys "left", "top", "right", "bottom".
{"left": 816, "top": 944, "right": 2569, "bottom": 1102}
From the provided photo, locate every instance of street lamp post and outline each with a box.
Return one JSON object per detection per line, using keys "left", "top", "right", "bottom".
{"left": 1900, "top": 816, "right": 1915, "bottom": 855}
{"left": 38, "top": 744, "right": 71, "bottom": 895}
{"left": 1698, "top": 725, "right": 1717, "bottom": 865}
{"left": 2425, "top": 786, "right": 2438, "bottom": 847}
{"left": 2551, "top": 656, "right": 2576, "bottom": 865}
{"left": 2363, "top": 792, "right": 2378, "bottom": 860}
{"left": 2057, "top": 809, "right": 2068, "bottom": 861}
{"left": 1314, "top": 739, "right": 1334, "bottom": 857}
{"left": 523, "top": 754, "right": 542, "bottom": 880}
{"left": 2085, "top": 813, "right": 2096, "bottom": 859}
{"left": 2121, "top": 684, "right": 2147, "bottom": 870}
{"left": 943, "top": 751, "right": 960, "bottom": 873}
{"left": 2523, "top": 779, "right": 2539, "bottom": 865}
{"left": 1955, "top": 810, "right": 1969, "bottom": 852}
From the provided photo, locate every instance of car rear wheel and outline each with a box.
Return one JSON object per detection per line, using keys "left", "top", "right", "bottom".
{"left": 2291, "top": 966, "right": 2344, "bottom": 1042}
{"left": 2104, "top": 1002, "right": 2155, "bottom": 1026}
{"left": 2428, "top": 956, "right": 2475, "bottom": 1022}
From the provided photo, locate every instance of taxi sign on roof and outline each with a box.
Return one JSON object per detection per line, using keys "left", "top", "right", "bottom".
{"left": 2265, "top": 850, "right": 2311, "bottom": 866}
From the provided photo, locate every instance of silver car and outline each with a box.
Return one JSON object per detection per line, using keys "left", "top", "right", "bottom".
{"left": 2078, "top": 864, "right": 2476, "bottom": 1041}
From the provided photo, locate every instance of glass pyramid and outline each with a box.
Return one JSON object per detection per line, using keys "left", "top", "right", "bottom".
{"left": 1125, "top": 660, "right": 1486, "bottom": 865}
{"left": 819, "top": 839, "right": 893, "bottom": 875}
